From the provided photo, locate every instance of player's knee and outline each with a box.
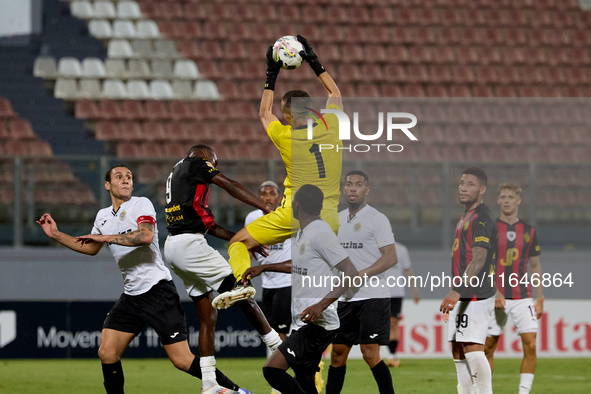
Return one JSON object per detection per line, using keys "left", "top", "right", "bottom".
{"left": 98, "top": 344, "right": 119, "bottom": 363}
{"left": 200, "top": 307, "right": 218, "bottom": 326}
{"left": 361, "top": 346, "right": 381, "bottom": 366}
{"left": 169, "top": 355, "right": 192, "bottom": 372}
{"left": 523, "top": 339, "right": 537, "bottom": 356}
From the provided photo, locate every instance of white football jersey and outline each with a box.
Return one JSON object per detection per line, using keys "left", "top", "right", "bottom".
{"left": 338, "top": 204, "right": 395, "bottom": 301}
{"left": 245, "top": 210, "right": 291, "bottom": 289}
{"left": 91, "top": 196, "right": 171, "bottom": 295}
{"left": 385, "top": 242, "right": 412, "bottom": 298}
{"left": 291, "top": 219, "right": 349, "bottom": 331}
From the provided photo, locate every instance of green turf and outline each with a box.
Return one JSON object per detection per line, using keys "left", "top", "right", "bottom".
{"left": 1, "top": 358, "right": 590, "bottom": 393}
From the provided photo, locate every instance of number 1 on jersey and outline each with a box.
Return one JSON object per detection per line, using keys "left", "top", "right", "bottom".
{"left": 309, "top": 143, "right": 326, "bottom": 179}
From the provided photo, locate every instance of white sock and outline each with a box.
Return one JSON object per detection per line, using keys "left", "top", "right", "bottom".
{"left": 464, "top": 351, "right": 493, "bottom": 394}
{"left": 200, "top": 356, "right": 216, "bottom": 388}
{"left": 454, "top": 359, "right": 475, "bottom": 394}
{"left": 519, "top": 373, "right": 534, "bottom": 393}
{"left": 262, "top": 329, "right": 282, "bottom": 351}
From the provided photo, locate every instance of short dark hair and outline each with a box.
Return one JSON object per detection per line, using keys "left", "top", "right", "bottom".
{"left": 105, "top": 164, "right": 132, "bottom": 182}
{"left": 188, "top": 144, "right": 213, "bottom": 157}
{"left": 282, "top": 90, "right": 311, "bottom": 114}
{"left": 294, "top": 184, "right": 323, "bottom": 215}
{"left": 462, "top": 167, "right": 488, "bottom": 186}
{"left": 345, "top": 170, "right": 369, "bottom": 185}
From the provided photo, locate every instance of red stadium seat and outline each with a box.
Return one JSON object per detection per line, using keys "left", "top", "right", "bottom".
{"left": 121, "top": 100, "right": 146, "bottom": 120}
{"left": 426, "top": 85, "right": 449, "bottom": 97}
{"left": 389, "top": 27, "right": 413, "bottom": 45}
{"left": 163, "top": 143, "right": 186, "bottom": 159}
{"left": 164, "top": 122, "right": 189, "bottom": 142}
{"left": 191, "top": 101, "right": 217, "bottom": 121}
{"left": 473, "top": 86, "right": 495, "bottom": 97}
{"left": 140, "top": 142, "right": 163, "bottom": 158}
{"left": 75, "top": 100, "right": 100, "bottom": 119}
{"left": 176, "top": 40, "right": 200, "bottom": 59}
{"left": 144, "top": 101, "right": 170, "bottom": 120}
{"left": 185, "top": 3, "right": 208, "bottom": 21}
{"left": 7, "top": 119, "right": 35, "bottom": 140}
{"left": 349, "top": 6, "right": 370, "bottom": 25}
{"left": 252, "top": 4, "right": 277, "bottom": 22}
{"left": 5, "top": 140, "right": 28, "bottom": 155}
{"left": 298, "top": 25, "right": 321, "bottom": 43}
{"left": 143, "top": 121, "right": 167, "bottom": 141}
{"left": 441, "top": 146, "right": 465, "bottom": 162}
{"left": 348, "top": 45, "right": 365, "bottom": 63}
{"left": 158, "top": 21, "right": 182, "bottom": 39}
{"left": 322, "top": 26, "right": 344, "bottom": 43}
{"left": 118, "top": 121, "right": 143, "bottom": 141}
{"left": 169, "top": 101, "right": 194, "bottom": 121}
{"left": 0, "top": 99, "right": 16, "bottom": 119}
{"left": 357, "top": 84, "right": 380, "bottom": 97}
{"left": 138, "top": 2, "right": 162, "bottom": 19}
{"left": 95, "top": 122, "right": 119, "bottom": 141}
{"left": 137, "top": 164, "right": 160, "bottom": 184}
{"left": 99, "top": 101, "right": 124, "bottom": 120}
{"left": 381, "top": 84, "right": 404, "bottom": 97}
{"left": 450, "top": 66, "right": 476, "bottom": 84}
{"left": 449, "top": 85, "right": 472, "bottom": 97}
{"left": 301, "top": 5, "right": 325, "bottom": 23}
{"left": 159, "top": 3, "right": 184, "bottom": 20}
{"left": 403, "top": 84, "right": 426, "bottom": 97}
{"left": 202, "top": 22, "right": 226, "bottom": 40}
{"left": 406, "top": 65, "right": 429, "bottom": 83}
{"left": 27, "top": 140, "right": 52, "bottom": 156}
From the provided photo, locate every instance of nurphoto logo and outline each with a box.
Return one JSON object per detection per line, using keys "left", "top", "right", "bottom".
{"left": 0, "top": 310, "right": 17, "bottom": 348}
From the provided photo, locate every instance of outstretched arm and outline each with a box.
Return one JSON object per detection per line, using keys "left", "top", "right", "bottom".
{"left": 243, "top": 260, "right": 292, "bottom": 284}
{"left": 212, "top": 173, "right": 271, "bottom": 214}
{"left": 77, "top": 222, "right": 154, "bottom": 247}
{"left": 37, "top": 213, "right": 103, "bottom": 256}
{"left": 260, "top": 45, "right": 281, "bottom": 131}
{"left": 358, "top": 243, "right": 397, "bottom": 278}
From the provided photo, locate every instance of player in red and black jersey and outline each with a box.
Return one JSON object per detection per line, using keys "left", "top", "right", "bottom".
{"left": 163, "top": 144, "right": 282, "bottom": 393}
{"left": 485, "top": 183, "right": 544, "bottom": 394}
{"left": 440, "top": 167, "right": 497, "bottom": 394}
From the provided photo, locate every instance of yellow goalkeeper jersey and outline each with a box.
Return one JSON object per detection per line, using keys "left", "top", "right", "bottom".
{"left": 266, "top": 103, "right": 343, "bottom": 208}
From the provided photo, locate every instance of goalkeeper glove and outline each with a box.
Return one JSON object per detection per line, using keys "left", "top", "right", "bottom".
{"left": 296, "top": 35, "right": 325, "bottom": 76}
{"left": 265, "top": 45, "right": 282, "bottom": 91}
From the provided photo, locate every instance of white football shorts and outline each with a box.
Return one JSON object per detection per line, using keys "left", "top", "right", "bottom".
{"left": 164, "top": 233, "right": 233, "bottom": 297}
{"left": 447, "top": 296, "right": 495, "bottom": 344}
{"left": 487, "top": 298, "right": 538, "bottom": 337}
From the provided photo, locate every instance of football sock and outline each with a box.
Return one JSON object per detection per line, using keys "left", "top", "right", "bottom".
{"left": 263, "top": 367, "right": 307, "bottom": 394}
{"left": 464, "top": 351, "right": 493, "bottom": 394}
{"left": 326, "top": 365, "right": 346, "bottom": 394}
{"left": 388, "top": 340, "right": 399, "bottom": 357}
{"left": 296, "top": 374, "right": 319, "bottom": 394}
{"left": 200, "top": 356, "right": 216, "bottom": 388}
{"left": 187, "top": 357, "right": 239, "bottom": 391}
{"left": 454, "top": 359, "right": 474, "bottom": 394}
{"left": 262, "top": 330, "right": 282, "bottom": 352}
{"left": 371, "top": 360, "right": 395, "bottom": 394}
{"left": 102, "top": 361, "right": 124, "bottom": 394}
{"left": 519, "top": 373, "right": 534, "bottom": 394}
{"left": 228, "top": 242, "right": 251, "bottom": 282}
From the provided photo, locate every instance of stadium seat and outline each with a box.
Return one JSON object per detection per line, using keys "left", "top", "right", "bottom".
{"left": 118, "top": 121, "right": 143, "bottom": 141}
{"left": 95, "top": 121, "right": 119, "bottom": 141}
{"left": 131, "top": 39, "right": 154, "bottom": 58}
{"left": 194, "top": 81, "right": 221, "bottom": 100}
{"left": 173, "top": 59, "right": 200, "bottom": 79}
{"left": 159, "top": 2, "right": 184, "bottom": 20}
{"left": 105, "top": 59, "right": 128, "bottom": 78}
{"left": 449, "top": 85, "right": 472, "bottom": 97}
{"left": 135, "top": 20, "right": 160, "bottom": 39}
{"left": 116, "top": 142, "right": 140, "bottom": 157}
{"left": 28, "top": 140, "right": 53, "bottom": 157}
{"left": 151, "top": 59, "right": 173, "bottom": 79}
{"left": 154, "top": 40, "right": 180, "bottom": 59}
{"left": 58, "top": 57, "right": 83, "bottom": 77}
{"left": 127, "top": 59, "right": 150, "bottom": 78}
{"left": 8, "top": 119, "right": 35, "bottom": 140}
{"left": 75, "top": 100, "right": 100, "bottom": 119}
{"left": 54, "top": 78, "right": 79, "bottom": 99}
{"left": 172, "top": 81, "right": 193, "bottom": 99}
{"left": 108, "top": 39, "right": 134, "bottom": 58}
{"left": 450, "top": 66, "right": 476, "bottom": 83}
{"left": 137, "top": 164, "right": 160, "bottom": 183}
{"left": 150, "top": 80, "right": 174, "bottom": 99}
{"left": 143, "top": 121, "right": 167, "bottom": 141}
{"left": 102, "top": 79, "right": 127, "bottom": 99}
{"left": 144, "top": 101, "right": 170, "bottom": 120}
{"left": 94, "top": 1, "right": 116, "bottom": 19}
{"left": 168, "top": 101, "right": 193, "bottom": 121}
{"left": 120, "top": 100, "right": 146, "bottom": 120}
{"left": 113, "top": 20, "right": 136, "bottom": 38}
{"left": 88, "top": 19, "right": 112, "bottom": 39}
{"left": 126, "top": 80, "right": 151, "bottom": 99}
{"left": 99, "top": 100, "right": 124, "bottom": 120}
{"left": 33, "top": 56, "right": 58, "bottom": 79}
{"left": 117, "top": 1, "right": 142, "bottom": 20}
{"left": 0, "top": 99, "right": 16, "bottom": 119}
{"left": 157, "top": 21, "right": 182, "bottom": 39}
{"left": 78, "top": 79, "right": 101, "bottom": 98}
{"left": 82, "top": 58, "right": 106, "bottom": 78}
{"left": 71, "top": 1, "right": 94, "bottom": 19}
{"left": 163, "top": 122, "right": 188, "bottom": 142}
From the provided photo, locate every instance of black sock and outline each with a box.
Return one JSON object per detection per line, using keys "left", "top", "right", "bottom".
{"left": 187, "top": 357, "right": 239, "bottom": 391}
{"left": 326, "top": 365, "right": 346, "bottom": 394}
{"left": 263, "top": 367, "right": 306, "bottom": 394}
{"left": 295, "top": 372, "right": 319, "bottom": 394}
{"left": 102, "top": 361, "right": 124, "bottom": 394}
{"left": 388, "top": 340, "right": 398, "bottom": 356}
{"left": 371, "top": 360, "right": 395, "bottom": 394}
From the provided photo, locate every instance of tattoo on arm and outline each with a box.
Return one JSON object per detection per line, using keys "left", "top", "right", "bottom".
{"left": 464, "top": 246, "right": 487, "bottom": 278}
{"left": 110, "top": 223, "right": 154, "bottom": 246}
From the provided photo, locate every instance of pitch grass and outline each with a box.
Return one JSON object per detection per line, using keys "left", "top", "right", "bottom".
{"left": 1, "top": 358, "right": 590, "bottom": 393}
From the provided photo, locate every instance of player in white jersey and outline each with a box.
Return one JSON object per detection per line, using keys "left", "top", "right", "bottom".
{"left": 246, "top": 185, "right": 358, "bottom": 394}
{"left": 326, "top": 171, "right": 397, "bottom": 394}
{"left": 37, "top": 165, "right": 246, "bottom": 394}
{"left": 244, "top": 181, "right": 292, "bottom": 341}
{"left": 384, "top": 242, "right": 420, "bottom": 368}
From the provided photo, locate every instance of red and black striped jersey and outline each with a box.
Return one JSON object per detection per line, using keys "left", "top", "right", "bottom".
{"left": 496, "top": 219, "right": 541, "bottom": 299}
{"left": 451, "top": 203, "right": 498, "bottom": 300}
{"left": 165, "top": 157, "right": 220, "bottom": 235}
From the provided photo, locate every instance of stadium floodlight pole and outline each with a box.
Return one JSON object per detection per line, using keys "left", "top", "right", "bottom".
{"left": 13, "top": 155, "right": 23, "bottom": 248}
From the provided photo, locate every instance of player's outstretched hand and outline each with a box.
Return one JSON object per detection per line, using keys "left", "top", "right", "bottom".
{"left": 299, "top": 303, "right": 325, "bottom": 323}
{"left": 495, "top": 294, "right": 506, "bottom": 310}
{"left": 75, "top": 234, "right": 107, "bottom": 245}
{"left": 249, "top": 244, "right": 270, "bottom": 260}
{"left": 440, "top": 290, "right": 460, "bottom": 323}
{"left": 36, "top": 213, "right": 58, "bottom": 239}
{"left": 296, "top": 35, "right": 325, "bottom": 76}
{"left": 243, "top": 265, "right": 264, "bottom": 284}
{"left": 265, "top": 45, "right": 282, "bottom": 90}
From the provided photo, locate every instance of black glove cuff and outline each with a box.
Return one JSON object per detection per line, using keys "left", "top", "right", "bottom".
{"left": 265, "top": 73, "right": 277, "bottom": 91}
{"left": 309, "top": 60, "right": 325, "bottom": 76}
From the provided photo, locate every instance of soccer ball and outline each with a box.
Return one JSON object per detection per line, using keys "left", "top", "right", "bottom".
{"left": 272, "top": 36, "right": 304, "bottom": 70}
